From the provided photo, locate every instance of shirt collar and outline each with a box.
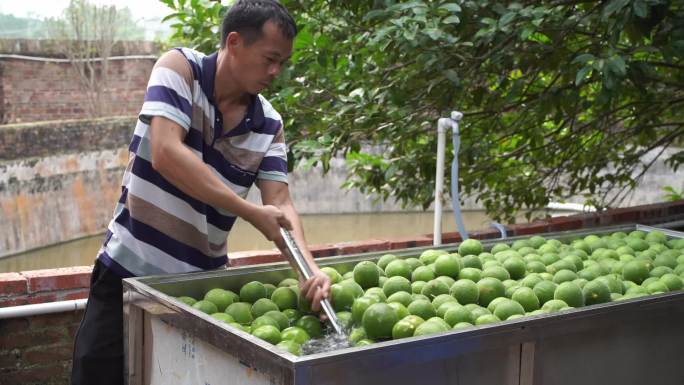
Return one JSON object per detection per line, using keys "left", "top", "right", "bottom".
{"left": 201, "top": 51, "right": 265, "bottom": 131}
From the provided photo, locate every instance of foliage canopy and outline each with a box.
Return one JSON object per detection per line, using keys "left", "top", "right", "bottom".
{"left": 161, "top": 0, "right": 684, "bottom": 222}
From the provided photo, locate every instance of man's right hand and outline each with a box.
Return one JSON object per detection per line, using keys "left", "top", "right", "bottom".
{"left": 247, "top": 204, "right": 293, "bottom": 249}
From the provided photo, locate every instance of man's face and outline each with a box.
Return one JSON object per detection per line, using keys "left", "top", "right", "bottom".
{"left": 227, "top": 20, "right": 293, "bottom": 94}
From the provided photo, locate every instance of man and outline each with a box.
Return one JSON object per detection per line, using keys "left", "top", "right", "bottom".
{"left": 71, "top": 1, "right": 331, "bottom": 384}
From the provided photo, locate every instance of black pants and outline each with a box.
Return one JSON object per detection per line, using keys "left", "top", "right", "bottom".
{"left": 71, "top": 259, "right": 124, "bottom": 385}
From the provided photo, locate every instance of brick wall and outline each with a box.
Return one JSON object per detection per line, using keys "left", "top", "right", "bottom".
{"left": 0, "top": 266, "right": 91, "bottom": 385}
{"left": 1, "top": 200, "right": 683, "bottom": 384}
{"left": 0, "top": 39, "right": 157, "bottom": 124}
{"left": 0, "top": 311, "right": 83, "bottom": 385}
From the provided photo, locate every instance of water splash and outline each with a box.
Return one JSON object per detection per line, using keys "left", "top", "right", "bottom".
{"left": 301, "top": 325, "right": 352, "bottom": 355}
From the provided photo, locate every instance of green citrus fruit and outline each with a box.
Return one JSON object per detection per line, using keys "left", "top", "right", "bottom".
{"left": 240, "top": 281, "right": 268, "bottom": 304}
{"left": 450, "top": 279, "right": 479, "bottom": 305}
{"left": 192, "top": 300, "right": 218, "bottom": 314}
{"left": 271, "top": 286, "right": 298, "bottom": 311}
{"left": 354, "top": 261, "right": 380, "bottom": 289}
{"left": 276, "top": 340, "right": 302, "bottom": 356}
{"left": 407, "top": 299, "right": 436, "bottom": 320}
{"left": 281, "top": 326, "right": 310, "bottom": 344}
{"left": 251, "top": 298, "right": 279, "bottom": 318}
{"left": 554, "top": 282, "right": 584, "bottom": 308}
{"left": 383, "top": 276, "right": 412, "bottom": 297}
{"left": 477, "top": 277, "right": 506, "bottom": 307}
{"left": 252, "top": 325, "right": 281, "bottom": 344}
{"left": 295, "top": 315, "right": 323, "bottom": 338}
{"left": 459, "top": 239, "right": 484, "bottom": 256}
{"left": 362, "top": 303, "right": 399, "bottom": 340}
{"left": 584, "top": 279, "right": 610, "bottom": 305}
{"left": 204, "top": 288, "right": 236, "bottom": 312}
{"left": 385, "top": 259, "right": 412, "bottom": 279}
{"left": 225, "top": 302, "right": 253, "bottom": 325}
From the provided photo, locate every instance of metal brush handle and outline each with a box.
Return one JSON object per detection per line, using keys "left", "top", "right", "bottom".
{"left": 279, "top": 228, "right": 344, "bottom": 335}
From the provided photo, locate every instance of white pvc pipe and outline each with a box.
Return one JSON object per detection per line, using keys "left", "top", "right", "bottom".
{"left": 0, "top": 54, "right": 157, "bottom": 63}
{"left": 0, "top": 298, "right": 87, "bottom": 319}
{"left": 434, "top": 121, "right": 447, "bottom": 246}
{"left": 547, "top": 202, "right": 597, "bottom": 212}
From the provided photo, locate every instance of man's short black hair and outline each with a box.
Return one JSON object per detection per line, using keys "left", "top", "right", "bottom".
{"left": 220, "top": 0, "right": 297, "bottom": 48}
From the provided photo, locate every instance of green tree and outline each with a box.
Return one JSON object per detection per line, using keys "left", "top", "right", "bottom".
{"left": 47, "top": 0, "right": 146, "bottom": 117}
{"left": 161, "top": 0, "right": 684, "bottom": 222}
{"left": 0, "top": 13, "right": 50, "bottom": 38}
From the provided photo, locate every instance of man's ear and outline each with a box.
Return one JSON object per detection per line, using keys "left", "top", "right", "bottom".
{"left": 226, "top": 31, "right": 243, "bottom": 53}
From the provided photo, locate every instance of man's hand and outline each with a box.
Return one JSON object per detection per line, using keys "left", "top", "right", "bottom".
{"left": 246, "top": 204, "right": 293, "bottom": 250}
{"left": 300, "top": 269, "right": 332, "bottom": 318}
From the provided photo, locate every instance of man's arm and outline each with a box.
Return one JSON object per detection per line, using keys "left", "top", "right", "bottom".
{"left": 257, "top": 179, "right": 331, "bottom": 312}
{"left": 148, "top": 116, "right": 292, "bottom": 246}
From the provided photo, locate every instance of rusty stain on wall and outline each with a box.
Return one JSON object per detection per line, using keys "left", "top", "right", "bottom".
{"left": 0, "top": 119, "right": 133, "bottom": 257}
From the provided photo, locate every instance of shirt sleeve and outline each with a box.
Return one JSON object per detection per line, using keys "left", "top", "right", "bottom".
{"left": 138, "top": 50, "right": 193, "bottom": 131}
{"left": 257, "top": 124, "right": 289, "bottom": 184}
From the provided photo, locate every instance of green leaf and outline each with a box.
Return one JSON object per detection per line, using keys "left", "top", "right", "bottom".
{"left": 481, "top": 17, "right": 497, "bottom": 26}
{"left": 632, "top": 1, "right": 649, "bottom": 18}
{"left": 364, "top": 9, "right": 387, "bottom": 21}
{"left": 520, "top": 26, "right": 534, "bottom": 40}
{"left": 528, "top": 32, "right": 550, "bottom": 44}
{"left": 424, "top": 28, "right": 443, "bottom": 40}
{"left": 572, "top": 53, "right": 594, "bottom": 65}
{"left": 444, "top": 69, "right": 459, "bottom": 85}
{"left": 349, "top": 88, "right": 365, "bottom": 99}
{"left": 575, "top": 65, "right": 593, "bottom": 86}
{"left": 389, "top": 1, "right": 427, "bottom": 12}
{"left": 443, "top": 15, "right": 460, "bottom": 24}
{"left": 603, "top": 0, "right": 630, "bottom": 17}
{"left": 499, "top": 12, "right": 516, "bottom": 26}
{"left": 606, "top": 55, "right": 626, "bottom": 76}
{"left": 439, "top": 3, "right": 462, "bottom": 13}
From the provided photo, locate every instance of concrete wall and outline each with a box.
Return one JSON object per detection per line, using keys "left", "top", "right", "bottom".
{"left": 1, "top": 116, "right": 683, "bottom": 257}
{"left": 0, "top": 118, "right": 131, "bottom": 257}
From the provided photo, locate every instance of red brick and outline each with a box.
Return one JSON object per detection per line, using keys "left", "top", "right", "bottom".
{"left": 27, "top": 292, "right": 57, "bottom": 305}
{"left": 665, "top": 199, "right": 684, "bottom": 216}
{"left": 0, "top": 348, "right": 22, "bottom": 370}
{"left": 22, "top": 266, "right": 92, "bottom": 294}
{"left": 606, "top": 207, "right": 640, "bottom": 223}
{"left": 386, "top": 235, "right": 433, "bottom": 250}
{"left": 0, "top": 273, "right": 27, "bottom": 297}
{"left": 23, "top": 346, "right": 72, "bottom": 365}
{"left": 433, "top": 232, "right": 463, "bottom": 244}
{"left": 0, "top": 297, "right": 28, "bottom": 308}
{"left": 548, "top": 215, "right": 583, "bottom": 232}
{"left": 28, "top": 311, "right": 83, "bottom": 329}
{"left": 469, "top": 228, "right": 504, "bottom": 240}
{"left": 59, "top": 289, "right": 90, "bottom": 301}
{"left": 66, "top": 315, "right": 84, "bottom": 339}
{"left": 508, "top": 222, "right": 549, "bottom": 236}
{"left": 0, "top": 318, "right": 30, "bottom": 334}
{"left": 228, "top": 250, "right": 285, "bottom": 268}
{"left": 578, "top": 213, "right": 601, "bottom": 228}
{"left": 335, "top": 239, "right": 389, "bottom": 255}
{"left": 638, "top": 203, "right": 667, "bottom": 222}
{"left": 0, "top": 328, "right": 65, "bottom": 350}
{"left": 0, "top": 363, "right": 66, "bottom": 384}
{"left": 308, "top": 244, "right": 338, "bottom": 258}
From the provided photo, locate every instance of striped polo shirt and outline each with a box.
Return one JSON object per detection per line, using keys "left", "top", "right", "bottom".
{"left": 98, "top": 48, "right": 289, "bottom": 278}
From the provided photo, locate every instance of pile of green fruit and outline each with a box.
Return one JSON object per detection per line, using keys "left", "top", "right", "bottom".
{"left": 177, "top": 230, "right": 684, "bottom": 355}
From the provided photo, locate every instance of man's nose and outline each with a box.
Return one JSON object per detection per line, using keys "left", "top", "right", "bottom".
{"left": 269, "top": 63, "right": 281, "bottom": 77}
